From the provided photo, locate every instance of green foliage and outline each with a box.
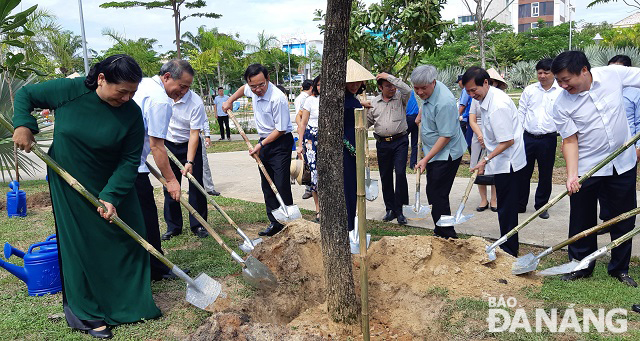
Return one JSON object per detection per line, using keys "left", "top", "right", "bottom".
{"left": 99, "top": 28, "right": 162, "bottom": 77}
{"left": 507, "top": 60, "right": 536, "bottom": 89}
{"left": 583, "top": 45, "right": 640, "bottom": 67}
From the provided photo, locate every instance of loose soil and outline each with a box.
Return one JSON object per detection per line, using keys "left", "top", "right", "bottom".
{"left": 0, "top": 191, "right": 52, "bottom": 210}
{"left": 190, "top": 219, "right": 542, "bottom": 340}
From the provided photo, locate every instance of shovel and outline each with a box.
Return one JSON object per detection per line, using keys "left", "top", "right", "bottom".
{"left": 364, "top": 136, "right": 378, "bottom": 201}
{"left": 402, "top": 124, "right": 431, "bottom": 220}
{"left": 513, "top": 207, "right": 640, "bottom": 275}
{"left": 165, "top": 148, "right": 262, "bottom": 253}
{"left": 227, "top": 110, "right": 301, "bottom": 223}
{"left": 147, "top": 162, "right": 278, "bottom": 290}
{"left": 484, "top": 131, "right": 640, "bottom": 263}
{"left": 0, "top": 118, "right": 221, "bottom": 311}
{"left": 437, "top": 150, "right": 487, "bottom": 227}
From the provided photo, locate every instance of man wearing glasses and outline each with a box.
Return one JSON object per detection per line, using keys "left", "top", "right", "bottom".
{"left": 367, "top": 72, "right": 412, "bottom": 225}
{"left": 222, "top": 64, "right": 294, "bottom": 236}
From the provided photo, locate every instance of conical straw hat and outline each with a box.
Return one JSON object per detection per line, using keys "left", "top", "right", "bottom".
{"left": 346, "top": 59, "right": 375, "bottom": 83}
{"left": 290, "top": 159, "right": 304, "bottom": 185}
{"left": 487, "top": 68, "right": 507, "bottom": 89}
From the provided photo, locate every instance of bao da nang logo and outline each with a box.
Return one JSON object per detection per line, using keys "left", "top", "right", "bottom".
{"left": 486, "top": 295, "right": 627, "bottom": 333}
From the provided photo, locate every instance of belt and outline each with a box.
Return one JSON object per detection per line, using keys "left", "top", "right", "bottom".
{"left": 524, "top": 131, "right": 557, "bottom": 139}
{"left": 374, "top": 131, "right": 407, "bottom": 143}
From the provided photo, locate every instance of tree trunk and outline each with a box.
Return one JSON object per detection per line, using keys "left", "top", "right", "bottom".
{"left": 217, "top": 61, "right": 222, "bottom": 86}
{"left": 173, "top": 1, "right": 181, "bottom": 59}
{"left": 476, "top": 4, "right": 486, "bottom": 68}
{"left": 317, "top": 0, "right": 359, "bottom": 324}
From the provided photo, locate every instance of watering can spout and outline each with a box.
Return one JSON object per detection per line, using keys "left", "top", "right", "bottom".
{"left": 0, "top": 257, "right": 28, "bottom": 283}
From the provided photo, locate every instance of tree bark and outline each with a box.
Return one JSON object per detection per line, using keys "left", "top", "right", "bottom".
{"left": 476, "top": 3, "right": 486, "bottom": 68}
{"left": 173, "top": 0, "right": 181, "bottom": 59}
{"left": 317, "top": 0, "right": 359, "bottom": 324}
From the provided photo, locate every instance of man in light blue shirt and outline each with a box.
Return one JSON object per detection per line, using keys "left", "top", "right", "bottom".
{"left": 213, "top": 87, "right": 230, "bottom": 140}
{"left": 413, "top": 65, "right": 467, "bottom": 239}
{"left": 405, "top": 91, "right": 420, "bottom": 169}
{"left": 458, "top": 75, "right": 473, "bottom": 149}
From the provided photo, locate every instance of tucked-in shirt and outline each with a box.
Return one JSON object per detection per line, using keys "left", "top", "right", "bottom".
{"left": 459, "top": 88, "right": 472, "bottom": 121}
{"left": 406, "top": 91, "right": 420, "bottom": 116}
{"left": 622, "top": 87, "right": 640, "bottom": 147}
{"left": 214, "top": 95, "right": 229, "bottom": 116}
{"left": 553, "top": 65, "right": 640, "bottom": 177}
{"left": 479, "top": 86, "right": 527, "bottom": 175}
{"left": 421, "top": 81, "right": 467, "bottom": 162}
{"left": 243, "top": 82, "right": 292, "bottom": 138}
{"left": 202, "top": 112, "right": 211, "bottom": 137}
{"left": 132, "top": 75, "right": 173, "bottom": 173}
{"left": 367, "top": 75, "right": 411, "bottom": 136}
{"left": 166, "top": 90, "right": 205, "bottom": 144}
{"left": 518, "top": 81, "right": 562, "bottom": 135}
{"left": 302, "top": 95, "right": 319, "bottom": 128}
{"left": 294, "top": 91, "right": 310, "bottom": 114}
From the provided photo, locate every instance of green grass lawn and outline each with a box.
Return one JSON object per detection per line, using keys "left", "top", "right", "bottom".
{"left": 1, "top": 181, "right": 639, "bottom": 339}
{"left": 205, "top": 139, "right": 258, "bottom": 154}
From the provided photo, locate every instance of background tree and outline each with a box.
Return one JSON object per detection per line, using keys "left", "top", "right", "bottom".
{"left": 307, "top": 45, "right": 322, "bottom": 78}
{"left": 100, "top": 28, "right": 162, "bottom": 77}
{"left": 317, "top": 0, "right": 360, "bottom": 325}
{"left": 460, "top": 0, "right": 515, "bottom": 67}
{"left": 44, "top": 30, "right": 83, "bottom": 76}
{"left": 99, "top": 0, "right": 221, "bottom": 59}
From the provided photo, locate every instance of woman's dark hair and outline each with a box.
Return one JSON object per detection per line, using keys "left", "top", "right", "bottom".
{"left": 551, "top": 51, "right": 590, "bottom": 75}
{"left": 461, "top": 66, "right": 490, "bottom": 87}
{"left": 244, "top": 63, "right": 269, "bottom": 82}
{"left": 85, "top": 54, "right": 143, "bottom": 90}
{"left": 276, "top": 84, "right": 289, "bottom": 96}
{"left": 536, "top": 58, "right": 554, "bottom": 71}
{"left": 608, "top": 54, "right": 632, "bottom": 67}
{"left": 311, "top": 76, "right": 321, "bottom": 96}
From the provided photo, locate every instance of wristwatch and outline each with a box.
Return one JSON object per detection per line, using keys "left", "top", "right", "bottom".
{"left": 186, "top": 160, "right": 194, "bottom": 165}
{"left": 483, "top": 156, "right": 491, "bottom": 164}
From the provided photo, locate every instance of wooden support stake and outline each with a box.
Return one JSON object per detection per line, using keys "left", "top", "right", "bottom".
{"left": 355, "top": 108, "right": 370, "bottom": 340}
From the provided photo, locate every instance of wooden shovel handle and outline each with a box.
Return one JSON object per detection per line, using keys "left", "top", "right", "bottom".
{"left": 226, "top": 110, "right": 281, "bottom": 196}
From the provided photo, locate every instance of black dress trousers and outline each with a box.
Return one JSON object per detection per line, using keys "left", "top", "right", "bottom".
{"left": 406, "top": 114, "right": 419, "bottom": 169}
{"left": 376, "top": 135, "right": 410, "bottom": 216}
{"left": 426, "top": 156, "right": 462, "bottom": 227}
{"left": 519, "top": 132, "right": 557, "bottom": 211}
{"left": 494, "top": 166, "right": 526, "bottom": 257}
{"left": 258, "top": 133, "right": 294, "bottom": 227}
{"left": 135, "top": 173, "right": 170, "bottom": 280}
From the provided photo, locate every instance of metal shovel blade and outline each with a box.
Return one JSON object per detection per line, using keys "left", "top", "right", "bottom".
{"left": 437, "top": 212, "right": 474, "bottom": 227}
{"left": 484, "top": 245, "right": 497, "bottom": 263}
{"left": 403, "top": 203, "right": 431, "bottom": 220}
{"left": 241, "top": 255, "right": 279, "bottom": 290}
{"left": 271, "top": 205, "right": 302, "bottom": 224}
{"left": 186, "top": 273, "right": 222, "bottom": 310}
{"left": 365, "top": 178, "right": 378, "bottom": 201}
{"left": 512, "top": 253, "right": 539, "bottom": 275}
{"left": 238, "top": 238, "right": 263, "bottom": 254}
{"left": 538, "top": 260, "right": 582, "bottom": 276}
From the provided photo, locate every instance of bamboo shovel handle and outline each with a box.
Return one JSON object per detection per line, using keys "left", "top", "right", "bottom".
{"left": 608, "top": 213, "right": 640, "bottom": 249}
{"left": 226, "top": 110, "right": 281, "bottom": 195}
{"left": 146, "top": 162, "right": 239, "bottom": 258}
{"left": 165, "top": 149, "right": 241, "bottom": 231}
{"left": 461, "top": 150, "right": 486, "bottom": 204}
{"left": 0, "top": 118, "right": 177, "bottom": 270}
{"left": 503, "top": 131, "right": 640, "bottom": 240}
{"left": 552, "top": 206, "right": 640, "bottom": 251}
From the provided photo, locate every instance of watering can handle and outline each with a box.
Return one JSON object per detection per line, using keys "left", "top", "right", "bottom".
{"left": 9, "top": 181, "right": 19, "bottom": 192}
{"left": 27, "top": 241, "right": 57, "bottom": 253}
{"left": 45, "top": 235, "right": 57, "bottom": 242}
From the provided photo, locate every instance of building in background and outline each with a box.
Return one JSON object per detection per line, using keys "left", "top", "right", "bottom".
{"left": 613, "top": 11, "right": 640, "bottom": 28}
{"left": 280, "top": 35, "right": 323, "bottom": 81}
{"left": 456, "top": 0, "right": 513, "bottom": 27}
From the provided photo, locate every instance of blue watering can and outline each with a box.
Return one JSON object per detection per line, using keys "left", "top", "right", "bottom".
{"left": 1, "top": 237, "right": 61, "bottom": 296}
{"left": 6, "top": 181, "right": 27, "bottom": 217}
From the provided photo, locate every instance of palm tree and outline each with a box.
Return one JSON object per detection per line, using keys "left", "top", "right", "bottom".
{"left": 44, "top": 30, "right": 83, "bottom": 76}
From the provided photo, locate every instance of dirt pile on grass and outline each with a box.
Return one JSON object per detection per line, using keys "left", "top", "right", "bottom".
{"left": 191, "top": 220, "right": 541, "bottom": 340}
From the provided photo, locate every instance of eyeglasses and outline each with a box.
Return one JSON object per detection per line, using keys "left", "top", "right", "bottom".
{"left": 248, "top": 81, "right": 267, "bottom": 90}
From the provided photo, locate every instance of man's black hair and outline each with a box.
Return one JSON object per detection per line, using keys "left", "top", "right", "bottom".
{"left": 535, "top": 58, "right": 553, "bottom": 71}
{"left": 456, "top": 74, "right": 463, "bottom": 82}
{"left": 461, "top": 66, "right": 490, "bottom": 87}
{"left": 218, "top": 86, "right": 224, "bottom": 90}
{"left": 244, "top": 63, "right": 269, "bottom": 82}
{"left": 551, "top": 51, "right": 591, "bottom": 75}
{"left": 376, "top": 77, "right": 390, "bottom": 87}
{"left": 301, "top": 79, "right": 313, "bottom": 91}
{"left": 608, "top": 55, "right": 632, "bottom": 67}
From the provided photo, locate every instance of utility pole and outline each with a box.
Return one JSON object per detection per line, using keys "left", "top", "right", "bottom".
{"left": 78, "top": 0, "right": 90, "bottom": 75}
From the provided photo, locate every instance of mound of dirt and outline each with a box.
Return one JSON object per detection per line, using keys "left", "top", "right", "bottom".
{"left": 26, "top": 192, "right": 52, "bottom": 208}
{"left": 193, "top": 220, "right": 541, "bottom": 340}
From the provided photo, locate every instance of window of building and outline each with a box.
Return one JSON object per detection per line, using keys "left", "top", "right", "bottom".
{"left": 540, "top": 1, "right": 554, "bottom": 16}
{"left": 458, "top": 15, "right": 476, "bottom": 23}
{"left": 532, "top": 2, "right": 539, "bottom": 17}
{"left": 519, "top": 4, "right": 531, "bottom": 18}
{"left": 518, "top": 23, "right": 532, "bottom": 33}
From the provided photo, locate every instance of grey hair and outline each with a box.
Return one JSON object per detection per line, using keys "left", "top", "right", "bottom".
{"left": 159, "top": 59, "right": 195, "bottom": 79}
{"left": 410, "top": 65, "right": 437, "bottom": 86}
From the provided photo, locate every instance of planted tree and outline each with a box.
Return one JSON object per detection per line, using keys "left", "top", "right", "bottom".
{"left": 99, "top": 0, "right": 221, "bottom": 59}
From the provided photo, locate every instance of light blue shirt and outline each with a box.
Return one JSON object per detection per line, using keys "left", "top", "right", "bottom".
{"left": 421, "top": 81, "right": 467, "bottom": 162}
{"left": 214, "top": 95, "right": 229, "bottom": 116}
{"left": 622, "top": 87, "right": 640, "bottom": 147}
{"left": 132, "top": 75, "right": 173, "bottom": 173}
{"left": 459, "top": 88, "right": 472, "bottom": 121}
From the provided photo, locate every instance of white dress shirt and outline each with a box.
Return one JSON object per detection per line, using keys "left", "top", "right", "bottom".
{"left": 479, "top": 86, "right": 527, "bottom": 175}
{"left": 294, "top": 91, "right": 310, "bottom": 114}
{"left": 132, "top": 75, "right": 173, "bottom": 173}
{"left": 553, "top": 65, "right": 640, "bottom": 177}
{"left": 243, "top": 82, "right": 292, "bottom": 138}
{"left": 302, "top": 95, "right": 319, "bottom": 128}
{"left": 518, "top": 81, "right": 562, "bottom": 135}
{"left": 167, "top": 90, "right": 205, "bottom": 143}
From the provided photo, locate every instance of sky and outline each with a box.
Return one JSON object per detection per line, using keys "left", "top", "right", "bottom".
{"left": 17, "top": 0, "right": 639, "bottom": 54}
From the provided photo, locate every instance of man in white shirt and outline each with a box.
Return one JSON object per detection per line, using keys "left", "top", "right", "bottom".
{"left": 133, "top": 59, "right": 194, "bottom": 280}
{"left": 222, "top": 64, "right": 294, "bottom": 236}
{"left": 164, "top": 82, "right": 209, "bottom": 240}
{"left": 551, "top": 51, "right": 639, "bottom": 286}
{"left": 465, "top": 67, "right": 527, "bottom": 257}
{"left": 294, "top": 80, "right": 314, "bottom": 200}
{"left": 201, "top": 110, "right": 220, "bottom": 196}
{"left": 518, "top": 59, "right": 563, "bottom": 219}
{"left": 213, "top": 87, "right": 230, "bottom": 140}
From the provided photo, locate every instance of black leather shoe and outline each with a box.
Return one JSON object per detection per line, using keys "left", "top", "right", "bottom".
{"left": 87, "top": 327, "right": 113, "bottom": 339}
{"left": 611, "top": 273, "right": 638, "bottom": 287}
{"left": 476, "top": 204, "right": 489, "bottom": 212}
{"left": 258, "top": 223, "right": 283, "bottom": 236}
{"left": 207, "top": 190, "right": 221, "bottom": 196}
{"left": 561, "top": 271, "right": 593, "bottom": 281}
{"left": 397, "top": 214, "right": 407, "bottom": 225}
{"left": 382, "top": 210, "right": 397, "bottom": 222}
{"left": 632, "top": 304, "right": 640, "bottom": 313}
{"left": 161, "top": 230, "right": 182, "bottom": 241}
{"left": 434, "top": 226, "right": 459, "bottom": 239}
{"left": 192, "top": 226, "right": 209, "bottom": 238}
{"left": 538, "top": 210, "right": 550, "bottom": 219}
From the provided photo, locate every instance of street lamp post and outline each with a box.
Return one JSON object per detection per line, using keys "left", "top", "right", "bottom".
{"left": 77, "top": 0, "right": 90, "bottom": 76}
{"left": 593, "top": 33, "right": 604, "bottom": 45}
{"left": 568, "top": 2, "right": 575, "bottom": 50}
{"left": 287, "top": 40, "right": 292, "bottom": 89}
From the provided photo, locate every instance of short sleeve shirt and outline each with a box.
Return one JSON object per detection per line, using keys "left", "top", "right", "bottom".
{"left": 302, "top": 95, "right": 320, "bottom": 128}
{"left": 243, "top": 82, "right": 292, "bottom": 138}
{"left": 214, "top": 95, "right": 229, "bottom": 116}
{"left": 459, "top": 88, "right": 472, "bottom": 121}
{"left": 421, "top": 81, "right": 467, "bottom": 162}
{"left": 166, "top": 90, "right": 205, "bottom": 143}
